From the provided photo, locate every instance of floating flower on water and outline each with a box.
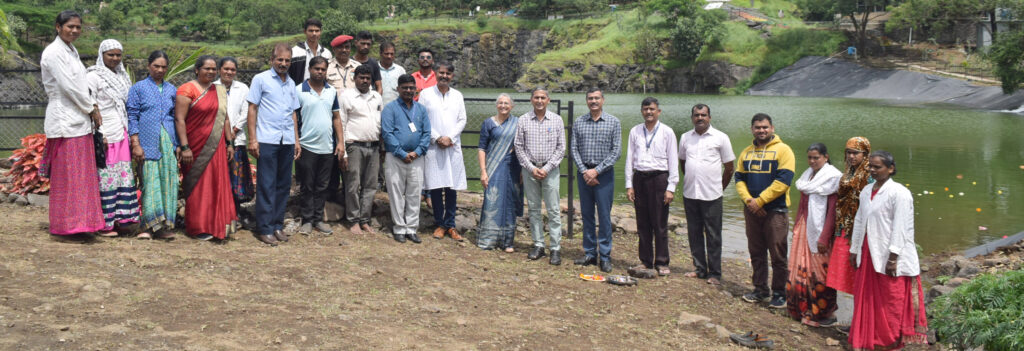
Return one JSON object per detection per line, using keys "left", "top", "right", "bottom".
{"left": 972, "top": 181, "right": 977, "bottom": 185}
{"left": 923, "top": 190, "right": 930, "bottom": 194}
{"left": 944, "top": 187, "right": 949, "bottom": 191}
{"left": 998, "top": 190, "right": 1003, "bottom": 194}
{"left": 949, "top": 194, "right": 954, "bottom": 198}
{"left": 956, "top": 174, "right": 964, "bottom": 179}
{"left": 959, "top": 192, "right": 965, "bottom": 196}
{"left": 979, "top": 226, "right": 988, "bottom": 231}
{"left": 976, "top": 208, "right": 982, "bottom": 212}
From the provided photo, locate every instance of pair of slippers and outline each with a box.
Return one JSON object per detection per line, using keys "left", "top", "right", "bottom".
{"left": 730, "top": 331, "right": 774, "bottom": 349}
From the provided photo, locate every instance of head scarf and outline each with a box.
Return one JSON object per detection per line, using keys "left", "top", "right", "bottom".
{"left": 835, "top": 136, "right": 872, "bottom": 236}
{"left": 86, "top": 39, "right": 132, "bottom": 133}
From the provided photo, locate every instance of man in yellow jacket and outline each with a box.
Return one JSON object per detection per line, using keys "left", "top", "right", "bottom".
{"left": 735, "top": 113, "right": 795, "bottom": 309}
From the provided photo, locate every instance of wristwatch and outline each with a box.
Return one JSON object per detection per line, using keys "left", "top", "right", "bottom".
{"left": 181, "top": 144, "right": 190, "bottom": 151}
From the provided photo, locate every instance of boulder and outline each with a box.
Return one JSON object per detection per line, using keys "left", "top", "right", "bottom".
{"left": 26, "top": 193, "right": 48, "bottom": 208}
{"left": 14, "top": 195, "right": 27, "bottom": 206}
{"left": 927, "top": 285, "right": 955, "bottom": 304}
{"left": 676, "top": 312, "right": 711, "bottom": 326}
{"left": 617, "top": 218, "right": 637, "bottom": 233}
{"left": 946, "top": 277, "right": 969, "bottom": 288}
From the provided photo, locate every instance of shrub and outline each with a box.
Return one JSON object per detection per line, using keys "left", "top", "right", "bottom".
{"left": 3, "top": 134, "right": 50, "bottom": 195}
{"left": 931, "top": 269, "right": 1024, "bottom": 350}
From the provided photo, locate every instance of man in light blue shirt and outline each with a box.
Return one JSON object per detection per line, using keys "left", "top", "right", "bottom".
{"left": 295, "top": 56, "right": 343, "bottom": 236}
{"left": 246, "top": 43, "right": 301, "bottom": 246}
{"left": 381, "top": 74, "right": 430, "bottom": 244}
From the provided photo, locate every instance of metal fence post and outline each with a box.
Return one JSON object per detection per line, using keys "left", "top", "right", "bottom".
{"left": 563, "top": 100, "right": 575, "bottom": 239}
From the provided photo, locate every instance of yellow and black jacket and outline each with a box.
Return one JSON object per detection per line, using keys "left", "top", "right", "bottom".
{"left": 735, "top": 135, "right": 795, "bottom": 212}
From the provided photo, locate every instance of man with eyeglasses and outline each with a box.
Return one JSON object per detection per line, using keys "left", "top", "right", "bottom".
{"left": 411, "top": 48, "right": 436, "bottom": 101}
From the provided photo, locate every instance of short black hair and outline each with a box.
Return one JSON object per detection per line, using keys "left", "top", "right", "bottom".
{"left": 869, "top": 150, "right": 897, "bottom": 176}
{"left": 55, "top": 10, "right": 81, "bottom": 26}
{"left": 354, "top": 64, "right": 374, "bottom": 77}
{"left": 585, "top": 87, "right": 603, "bottom": 97}
{"left": 417, "top": 48, "right": 434, "bottom": 57}
{"left": 217, "top": 56, "right": 238, "bottom": 69}
{"left": 355, "top": 31, "right": 373, "bottom": 41}
{"left": 807, "top": 142, "right": 831, "bottom": 164}
{"left": 303, "top": 18, "right": 322, "bottom": 31}
{"left": 436, "top": 61, "right": 454, "bottom": 72}
{"left": 194, "top": 55, "right": 217, "bottom": 73}
{"left": 308, "top": 56, "right": 329, "bottom": 69}
{"left": 397, "top": 74, "right": 415, "bottom": 86}
{"left": 641, "top": 97, "right": 659, "bottom": 108}
{"left": 751, "top": 113, "right": 773, "bottom": 125}
{"left": 380, "top": 42, "right": 395, "bottom": 52}
{"left": 147, "top": 50, "right": 169, "bottom": 65}
{"left": 691, "top": 103, "right": 710, "bottom": 116}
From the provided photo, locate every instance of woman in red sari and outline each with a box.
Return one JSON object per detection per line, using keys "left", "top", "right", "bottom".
{"left": 848, "top": 151, "right": 927, "bottom": 350}
{"left": 174, "top": 56, "right": 237, "bottom": 240}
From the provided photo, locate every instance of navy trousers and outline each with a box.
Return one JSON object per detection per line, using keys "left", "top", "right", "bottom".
{"left": 255, "top": 143, "right": 294, "bottom": 236}
{"left": 578, "top": 168, "right": 614, "bottom": 261}
{"left": 430, "top": 187, "right": 457, "bottom": 229}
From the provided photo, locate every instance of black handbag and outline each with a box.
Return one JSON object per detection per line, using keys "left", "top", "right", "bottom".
{"left": 93, "top": 128, "right": 106, "bottom": 169}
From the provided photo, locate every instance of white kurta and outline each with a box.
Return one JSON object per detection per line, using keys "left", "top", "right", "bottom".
{"left": 795, "top": 163, "right": 841, "bottom": 253}
{"left": 849, "top": 179, "right": 920, "bottom": 276}
{"left": 419, "top": 85, "right": 467, "bottom": 190}
{"left": 41, "top": 37, "right": 96, "bottom": 138}
{"left": 214, "top": 79, "right": 250, "bottom": 146}
{"left": 86, "top": 71, "right": 129, "bottom": 143}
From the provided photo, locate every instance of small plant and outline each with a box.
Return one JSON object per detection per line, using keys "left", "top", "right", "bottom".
{"left": 931, "top": 269, "right": 1024, "bottom": 350}
{"left": 935, "top": 275, "right": 952, "bottom": 285}
{"left": 3, "top": 133, "right": 50, "bottom": 195}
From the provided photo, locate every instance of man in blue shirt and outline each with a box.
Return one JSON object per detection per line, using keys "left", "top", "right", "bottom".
{"left": 295, "top": 56, "right": 344, "bottom": 236}
{"left": 246, "top": 43, "right": 301, "bottom": 246}
{"left": 381, "top": 74, "right": 430, "bottom": 243}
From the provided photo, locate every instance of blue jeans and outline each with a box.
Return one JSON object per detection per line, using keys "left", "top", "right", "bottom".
{"left": 430, "top": 187, "right": 457, "bottom": 229}
{"left": 578, "top": 168, "right": 614, "bottom": 261}
{"left": 255, "top": 143, "right": 294, "bottom": 236}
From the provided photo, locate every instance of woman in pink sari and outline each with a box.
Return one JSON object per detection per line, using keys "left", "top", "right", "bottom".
{"left": 174, "top": 56, "right": 237, "bottom": 240}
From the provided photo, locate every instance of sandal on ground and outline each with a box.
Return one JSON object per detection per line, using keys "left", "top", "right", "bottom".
{"left": 657, "top": 266, "right": 671, "bottom": 276}
{"left": 504, "top": 247, "right": 515, "bottom": 253}
{"left": 730, "top": 331, "right": 775, "bottom": 349}
{"left": 97, "top": 231, "right": 119, "bottom": 237}
{"left": 195, "top": 233, "right": 214, "bottom": 241}
{"left": 707, "top": 277, "right": 722, "bottom": 286}
{"left": 684, "top": 271, "right": 706, "bottom": 279}
{"left": 154, "top": 230, "right": 175, "bottom": 240}
{"left": 627, "top": 265, "right": 657, "bottom": 279}
{"left": 136, "top": 232, "right": 152, "bottom": 240}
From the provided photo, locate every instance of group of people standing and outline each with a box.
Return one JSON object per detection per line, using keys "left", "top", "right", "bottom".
{"left": 39, "top": 10, "right": 927, "bottom": 350}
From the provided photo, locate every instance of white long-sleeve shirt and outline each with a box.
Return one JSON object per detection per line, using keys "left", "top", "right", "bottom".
{"left": 86, "top": 71, "right": 129, "bottom": 143}
{"left": 214, "top": 79, "right": 250, "bottom": 146}
{"left": 419, "top": 85, "right": 468, "bottom": 191}
{"left": 625, "top": 121, "right": 678, "bottom": 191}
{"left": 41, "top": 37, "right": 96, "bottom": 138}
{"left": 850, "top": 179, "right": 920, "bottom": 276}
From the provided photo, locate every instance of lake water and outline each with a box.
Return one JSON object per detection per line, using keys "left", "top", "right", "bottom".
{"left": 5, "top": 92, "right": 1022, "bottom": 254}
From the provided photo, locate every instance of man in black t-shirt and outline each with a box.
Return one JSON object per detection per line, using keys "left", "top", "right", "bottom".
{"left": 352, "top": 30, "right": 383, "bottom": 95}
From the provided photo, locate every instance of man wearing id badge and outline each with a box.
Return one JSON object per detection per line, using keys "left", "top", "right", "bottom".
{"left": 624, "top": 97, "right": 678, "bottom": 278}
{"left": 381, "top": 75, "right": 431, "bottom": 244}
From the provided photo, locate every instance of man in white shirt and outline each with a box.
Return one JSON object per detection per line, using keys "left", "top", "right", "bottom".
{"left": 378, "top": 42, "right": 406, "bottom": 106}
{"left": 419, "top": 62, "right": 468, "bottom": 241}
{"left": 624, "top": 97, "right": 678, "bottom": 278}
{"left": 678, "top": 103, "right": 735, "bottom": 285}
{"left": 339, "top": 64, "right": 383, "bottom": 235}
{"left": 288, "top": 18, "right": 333, "bottom": 85}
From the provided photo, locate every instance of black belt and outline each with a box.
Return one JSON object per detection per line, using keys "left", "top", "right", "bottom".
{"left": 347, "top": 141, "right": 379, "bottom": 148}
{"left": 584, "top": 163, "right": 598, "bottom": 169}
{"left": 633, "top": 170, "right": 667, "bottom": 177}
{"left": 533, "top": 161, "right": 547, "bottom": 168}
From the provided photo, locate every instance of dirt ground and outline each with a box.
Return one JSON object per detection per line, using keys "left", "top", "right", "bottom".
{"left": 1, "top": 199, "right": 902, "bottom": 351}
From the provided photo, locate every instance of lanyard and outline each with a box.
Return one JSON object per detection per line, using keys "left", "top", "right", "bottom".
{"left": 643, "top": 122, "right": 660, "bottom": 150}
{"left": 399, "top": 103, "right": 416, "bottom": 124}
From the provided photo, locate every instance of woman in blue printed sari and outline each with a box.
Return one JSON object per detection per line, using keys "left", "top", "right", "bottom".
{"left": 476, "top": 93, "right": 523, "bottom": 251}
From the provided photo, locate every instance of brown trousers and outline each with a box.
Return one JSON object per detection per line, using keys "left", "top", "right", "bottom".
{"left": 634, "top": 171, "right": 670, "bottom": 268}
{"left": 744, "top": 208, "right": 790, "bottom": 295}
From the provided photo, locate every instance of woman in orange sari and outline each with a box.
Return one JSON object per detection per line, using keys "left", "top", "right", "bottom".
{"left": 174, "top": 55, "right": 237, "bottom": 240}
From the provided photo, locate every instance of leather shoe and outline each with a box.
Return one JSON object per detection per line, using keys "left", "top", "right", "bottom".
{"left": 549, "top": 250, "right": 562, "bottom": 265}
{"left": 447, "top": 228, "right": 464, "bottom": 242}
{"left": 407, "top": 233, "right": 422, "bottom": 244}
{"left": 393, "top": 234, "right": 406, "bottom": 243}
{"left": 256, "top": 234, "right": 278, "bottom": 246}
{"left": 432, "top": 227, "right": 445, "bottom": 239}
{"left": 600, "top": 259, "right": 613, "bottom": 273}
{"left": 274, "top": 229, "right": 288, "bottom": 242}
{"left": 527, "top": 247, "right": 545, "bottom": 260}
{"left": 574, "top": 256, "right": 597, "bottom": 266}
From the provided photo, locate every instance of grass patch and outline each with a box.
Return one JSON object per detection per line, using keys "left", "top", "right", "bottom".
{"left": 701, "top": 21, "right": 768, "bottom": 67}
{"left": 723, "top": 27, "right": 844, "bottom": 94}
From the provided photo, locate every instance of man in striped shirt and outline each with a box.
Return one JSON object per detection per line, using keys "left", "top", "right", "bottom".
{"left": 570, "top": 88, "right": 620, "bottom": 273}
{"left": 514, "top": 88, "right": 565, "bottom": 265}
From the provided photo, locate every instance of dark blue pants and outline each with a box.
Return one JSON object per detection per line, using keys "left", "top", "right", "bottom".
{"left": 255, "top": 143, "right": 294, "bottom": 236}
{"left": 578, "top": 168, "right": 614, "bottom": 261}
{"left": 430, "top": 187, "right": 457, "bottom": 229}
